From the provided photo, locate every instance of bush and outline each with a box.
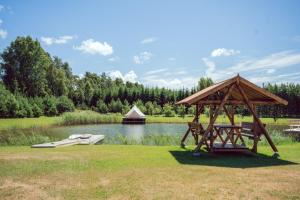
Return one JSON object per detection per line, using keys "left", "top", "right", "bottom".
{"left": 97, "top": 100, "right": 108, "bottom": 113}
{"left": 163, "top": 104, "right": 175, "bottom": 117}
{"left": 43, "top": 96, "right": 58, "bottom": 116}
{"left": 177, "top": 105, "right": 186, "bottom": 118}
{"left": 56, "top": 95, "right": 75, "bottom": 114}
{"left": 32, "top": 103, "right": 43, "bottom": 117}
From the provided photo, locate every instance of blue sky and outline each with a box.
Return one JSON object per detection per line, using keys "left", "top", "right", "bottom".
{"left": 0, "top": 0, "right": 300, "bottom": 88}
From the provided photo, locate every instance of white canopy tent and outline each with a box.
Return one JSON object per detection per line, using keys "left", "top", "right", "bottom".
{"left": 125, "top": 105, "right": 146, "bottom": 119}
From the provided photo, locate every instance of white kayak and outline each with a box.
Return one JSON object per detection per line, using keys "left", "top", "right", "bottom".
{"left": 31, "top": 134, "right": 105, "bottom": 148}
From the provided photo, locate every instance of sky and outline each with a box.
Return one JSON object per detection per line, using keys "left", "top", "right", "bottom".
{"left": 0, "top": 0, "right": 300, "bottom": 88}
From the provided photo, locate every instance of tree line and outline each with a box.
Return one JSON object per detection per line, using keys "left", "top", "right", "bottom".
{"left": 0, "top": 36, "right": 299, "bottom": 118}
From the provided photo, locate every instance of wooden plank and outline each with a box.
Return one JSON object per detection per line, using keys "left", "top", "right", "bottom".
{"left": 176, "top": 76, "right": 238, "bottom": 105}
{"left": 196, "top": 100, "right": 278, "bottom": 105}
{"left": 237, "top": 83, "right": 278, "bottom": 153}
{"left": 194, "top": 84, "right": 236, "bottom": 152}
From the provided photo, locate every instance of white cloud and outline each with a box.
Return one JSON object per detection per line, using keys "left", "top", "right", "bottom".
{"left": 133, "top": 51, "right": 153, "bottom": 64}
{"left": 202, "top": 58, "right": 217, "bottom": 78}
{"left": 168, "top": 57, "right": 176, "bottom": 61}
{"left": 142, "top": 68, "right": 196, "bottom": 89}
{"left": 74, "top": 39, "right": 113, "bottom": 56}
{"left": 0, "top": 29, "right": 7, "bottom": 39}
{"left": 145, "top": 68, "right": 168, "bottom": 75}
{"left": 141, "top": 37, "right": 157, "bottom": 44}
{"left": 108, "top": 56, "right": 119, "bottom": 62}
{"left": 41, "top": 35, "right": 76, "bottom": 45}
{"left": 202, "top": 50, "right": 300, "bottom": 84}
{"left": 211, "top": 48, "right": 240, "bottom": 57}
{"left": 107, "top": 70, "right": 138, "bottom": 83}
{"left": 0, "top": 5, "right": 4, "bottom": 12}
{"left": 267, "top": 69, "right": 276, "bottom": 74}
{"left": 142, "top": 75, "right": 196, "bottom": 89}
{"left": 0, "top": 19, "right": 2, "bottom": 25}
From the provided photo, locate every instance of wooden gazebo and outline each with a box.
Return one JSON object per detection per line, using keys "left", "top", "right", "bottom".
{"left": 176, "top": 75, "right": 288, "bottom": 155}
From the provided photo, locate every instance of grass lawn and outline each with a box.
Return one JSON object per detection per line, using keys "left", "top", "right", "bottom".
{"left": 0, "top": 110, "right": 293, "bottom": 130}
{"left": 0, "top": 144, "right": 299, "bottom": 199}
{"left": 0, "top": 116, "right": 61, "bottom": 130}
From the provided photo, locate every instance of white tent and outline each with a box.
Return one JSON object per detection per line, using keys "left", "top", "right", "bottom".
{"left": 124, "top": 105, "right": 145, "bottom": 119}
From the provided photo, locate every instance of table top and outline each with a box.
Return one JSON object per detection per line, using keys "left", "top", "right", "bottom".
{"left": 214, "top": 124, "right": 242, "bottom": 129}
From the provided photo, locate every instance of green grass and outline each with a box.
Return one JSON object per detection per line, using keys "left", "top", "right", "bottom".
{"left": 0, "top": 144, "right": 299, "bottom": 199}
{"left": 0, "top": 110, "right": 293, "bottom": 131}
{"left": 0, "top": 116, "right": 61, "bottom": 130}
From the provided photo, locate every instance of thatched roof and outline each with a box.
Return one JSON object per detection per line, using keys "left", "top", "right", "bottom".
{"left": 176, "top": 75, "right": 288, "bottom": 106}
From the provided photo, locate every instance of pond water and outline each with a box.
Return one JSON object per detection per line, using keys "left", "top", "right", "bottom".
{"left": 50, "top": 123, "right": 288, "bottom": 142}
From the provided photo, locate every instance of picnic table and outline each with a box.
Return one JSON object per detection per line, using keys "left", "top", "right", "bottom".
{"left": 209, "top": 124, "right": 246, "bottom": 151}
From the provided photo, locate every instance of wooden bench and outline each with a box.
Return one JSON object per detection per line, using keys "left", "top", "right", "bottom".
{"left": 188, "top": 122, "right": 205, "bottom": 136}
{"left": 240, "top": 122, "right": 266, "bottom": 140}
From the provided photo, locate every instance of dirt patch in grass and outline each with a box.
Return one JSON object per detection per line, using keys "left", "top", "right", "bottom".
{"left": 0, "top": 179, "right": 59, "bottom": 200}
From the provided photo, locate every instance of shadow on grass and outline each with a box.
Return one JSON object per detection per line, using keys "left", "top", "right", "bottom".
{"left": 169, "top": 150, "right": 298, "bottom": 168}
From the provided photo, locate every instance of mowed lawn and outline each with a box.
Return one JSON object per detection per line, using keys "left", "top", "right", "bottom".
{"left": 0, "top": 144, "right": 299, "bottom": 200}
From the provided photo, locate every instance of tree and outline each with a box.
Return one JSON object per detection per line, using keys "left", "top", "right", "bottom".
{"left": 97, "top": 100, "right": 108, "bottom": 113}
{"left": 43, "top": 96, "right": 57, "bottom": 116}
{"left": 197, "top": 77, "right": 213, "bottom": 91}
{"left": 32, "top": 103, "right": 43, "bottom": 117}
{"left": 122, "top": 100, "right": 130, "bottom": 114}
{"left": 163, "top": 104, "right": 175, "bottom": 117}
{"left": 177, "top": 105, "right": 186, "bottom": 118}
{"left": 145, "top": 101, "right": 154, "bottom": 115}
{"left": 56, "top": 96, "right": 75, "bottom": 114}
{"left": 1, "top": 36, "right": 51, "bottom": 96}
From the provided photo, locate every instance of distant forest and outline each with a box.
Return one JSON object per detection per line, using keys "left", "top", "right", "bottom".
{"left": 0, "top": 36, "right": 299, "bottom": 118}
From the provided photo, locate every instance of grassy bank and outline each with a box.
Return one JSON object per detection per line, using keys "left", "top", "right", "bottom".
{"left": 0, "top": 110, "right": 293, "bottom": 130}
{"left": 0, "top": 144, "right": 299, "bottom": 199}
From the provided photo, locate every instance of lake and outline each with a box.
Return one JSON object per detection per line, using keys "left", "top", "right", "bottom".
{"left": 50, "top": 123, "right": 289, "bottom": 144}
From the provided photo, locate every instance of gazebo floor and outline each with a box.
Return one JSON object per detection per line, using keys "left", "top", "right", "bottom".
{"left": 209, "top": 142, "right": 252, "bottom": 153}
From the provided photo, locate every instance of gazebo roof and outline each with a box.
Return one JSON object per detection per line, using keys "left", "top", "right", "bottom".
{"left": 124, "top": 105, "right": 146, "bottom": 119}
{"left": 176, "top": 75, "right": 288, "bottom": 106}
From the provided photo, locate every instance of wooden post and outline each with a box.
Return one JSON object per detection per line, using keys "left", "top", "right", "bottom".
{"left": 194, "top": 84, "right": 235, "bottom": 152}
{"left": 251, "top": 104, "right": 259, "bottom": 153}
{"left": 181, "top": 104, "right": 203, "bottom": 146}
{"left": 236, "top": 84, "right": 278, "bottom": 153}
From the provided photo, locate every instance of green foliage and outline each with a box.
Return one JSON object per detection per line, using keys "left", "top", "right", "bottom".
{"left": 43, "top": 96, "right": 58, "bottom": 116}
{"left": 61, "top": 111, "right": 122, "bottom": 125}
{"left": 97, "top": 100, "right": 108, "bottom": 113}
{"left": 197, "top": 77, "right": 214, "bottom": 91}
{"left": 163, "top": 104, "right": 175, "bottom": 117}
{"left": 145, "top": 101, "right": 155, "bottom": 115}
{"left": 32, "top": 103, "right": 43, "bottom": 117}
{"left": 177, "top": 105, "right": 186, "bottom": 118}
{"left": 187, "top": 106, "right": 195, "bottom": 116}
{"left": 1, "top": 36, "right": 51, "bottom": 96}
{"left": 135, "top": 100, "right": 146, "bottom": 113}
{"left": 56, "top": 95, "right": 75, "bottom": 114}
{"left": 121, "top": 100, "right": 130, "bottom": 114}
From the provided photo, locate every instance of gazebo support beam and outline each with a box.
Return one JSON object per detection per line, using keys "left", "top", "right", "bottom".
{"left": 194, "top": 84, "right": 235, "bottom": 152}
{"left": 236, "top": 84, "right": 278, "bottom": 153}
{"left": 180, "top": 104, "right": 203, "bottom": 147}
{"left": 223, "top": 105, "right": 234, "bottom": 125}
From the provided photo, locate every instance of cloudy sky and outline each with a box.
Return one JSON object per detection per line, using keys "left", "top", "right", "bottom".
{"left": 0, "top": 0, "right": 300, "bottom": 88}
